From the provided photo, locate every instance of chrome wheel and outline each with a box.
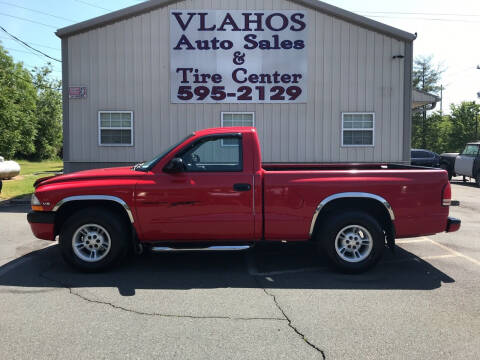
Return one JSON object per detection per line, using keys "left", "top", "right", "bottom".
{"left": 72, "top": 224, "right": 111, "bottom": 263}
{"left": 335, "top": 225, "right": 373, "bottom": 263}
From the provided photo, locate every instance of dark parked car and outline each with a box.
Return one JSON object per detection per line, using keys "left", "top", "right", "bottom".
{"left": 411, "top": 149, "right": 440, "bottom": 168}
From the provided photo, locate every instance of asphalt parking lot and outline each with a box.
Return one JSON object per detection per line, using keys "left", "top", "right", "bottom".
{"left": 0, "top": 178, "right": 479, "bottom": 359}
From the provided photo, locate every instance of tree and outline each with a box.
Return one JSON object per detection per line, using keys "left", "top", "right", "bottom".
{"left": 448, "top": 102, "right": 480, "bottom": 152}
{"left": 0, "top": 44, "right": 62, "bottom": 160}
{"left": 411, "top": 111, "right": 451, "bottom": 153}
{"left": 0, "top": 45, "right": 37, "bottom": 158}
{"left": 412, "top": 56, "right": 444, "bottom": 149}
{"left": 32, "top": 66, "right": 63, "bottom": 160}
{"left": 412, "top": 56, "right": 443, "bottom": 93}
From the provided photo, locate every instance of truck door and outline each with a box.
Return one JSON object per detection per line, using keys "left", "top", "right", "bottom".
{"left": 135, "top": 134, "right": 255, "bottom": 241}
{"left": 455, "top": 144, "right": 479, "bottom": 177}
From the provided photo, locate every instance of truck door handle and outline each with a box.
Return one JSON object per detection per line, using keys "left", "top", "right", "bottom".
{"left": 233, "top": 183, "right": 252, "bottom": 192}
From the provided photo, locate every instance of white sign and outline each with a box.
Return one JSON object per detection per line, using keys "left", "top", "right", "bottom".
{"left": 170, "top": 10, "right": 307, "bottom": 104}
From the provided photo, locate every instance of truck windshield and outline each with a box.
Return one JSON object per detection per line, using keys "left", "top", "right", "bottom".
{"left": 462, "top": 144, "right": 479, "bottom": 156}
{"left": 135, "top": 134, "right": 194, "bottom": 171}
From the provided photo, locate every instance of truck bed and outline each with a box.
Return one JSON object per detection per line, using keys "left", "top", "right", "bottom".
{"left": 261, "top": 163, "right": 449, "bottom": 240}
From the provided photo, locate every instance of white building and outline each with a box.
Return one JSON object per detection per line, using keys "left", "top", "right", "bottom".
{"left": 57, "top": 0, "right": 438, "bottom": 173}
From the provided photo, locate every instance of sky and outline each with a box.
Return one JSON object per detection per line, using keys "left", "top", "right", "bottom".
{"left": 0, "top": 0, "right": 479, "bottom": 113}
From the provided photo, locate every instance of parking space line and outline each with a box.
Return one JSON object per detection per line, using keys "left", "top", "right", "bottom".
{"left": 419, "top": 254, "right": 458, "bottom": 261}
{"left": 383, "top": 254, "right": 459, "bottom": 265}
{"left": 396, "top": 239, "right": 429, "bottom": 244}
{"left": 424, "top": 237, "right": 480, "bottom": 267}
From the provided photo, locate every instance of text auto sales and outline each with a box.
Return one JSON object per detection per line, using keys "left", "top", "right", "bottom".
{"left": 171, "top": 12, "right": 306, "bottom": 102}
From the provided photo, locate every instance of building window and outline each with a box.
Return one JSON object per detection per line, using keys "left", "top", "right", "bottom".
{"left": 221, "top": 112, "right": 255, "bottom": 146}
{"left": 98, "top": 111, "right": 133, "bottom": 146}
{"left": 342, "top": 113, "right": 375, "bottom": 147}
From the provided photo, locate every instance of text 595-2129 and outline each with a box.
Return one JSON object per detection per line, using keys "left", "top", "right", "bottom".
{"left": 176, "top": 85, "right": 302, "bottom": 102}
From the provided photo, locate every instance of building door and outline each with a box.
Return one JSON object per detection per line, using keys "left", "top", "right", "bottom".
{"left": 135, "top": 134, "right": 255, "bottom": 241}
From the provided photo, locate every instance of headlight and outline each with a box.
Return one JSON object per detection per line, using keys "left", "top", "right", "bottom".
{"left": 31, "top": 194, "right": 43, "bottom": 211}
{"left": 31, "top": 194, "right": 40, "bottom": 206}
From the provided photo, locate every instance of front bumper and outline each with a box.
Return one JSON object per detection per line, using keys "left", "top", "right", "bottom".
{"left": 446, "top": 217, "right": 461, "bottom": 233}
{"left": 27, "top": 211, "right": 55, "bottom": 241}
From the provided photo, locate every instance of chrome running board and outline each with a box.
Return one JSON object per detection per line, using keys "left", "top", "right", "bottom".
{"left": 150, "top": 245, "right": 251, "bottom": 252}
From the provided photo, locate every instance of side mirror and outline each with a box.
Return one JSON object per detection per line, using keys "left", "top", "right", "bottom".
{"left": 164, "top": 157, "right": 184, "bottom": 173}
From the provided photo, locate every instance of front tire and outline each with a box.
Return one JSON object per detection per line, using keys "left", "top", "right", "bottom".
{"left": 59, "top": 208, "right": 129, "bottom": 272}
{"left": 317, "top": 211, "right": 385, "bottom": 273}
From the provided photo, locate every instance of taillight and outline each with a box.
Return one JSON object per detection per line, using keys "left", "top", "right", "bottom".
{"left": 442, "top": 182, "right": 451, "bottom": 207}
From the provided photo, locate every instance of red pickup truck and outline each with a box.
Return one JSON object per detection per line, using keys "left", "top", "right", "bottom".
{"left": 28, "top": 127, "right": 460, "bottom": 273}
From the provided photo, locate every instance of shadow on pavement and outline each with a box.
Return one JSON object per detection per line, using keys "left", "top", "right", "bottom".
{"left": 0, "top": 203, "right": 30, "bottom": 213}
{"left": 0, "top": 243, "right": 454, "bottom": 296}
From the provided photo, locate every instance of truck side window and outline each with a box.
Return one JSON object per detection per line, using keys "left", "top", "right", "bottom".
{"left": 180, "top": 136, "right": 243, "bottom": 172}
{"left": 462, "top": 145, "right": 480, "bottom": 157}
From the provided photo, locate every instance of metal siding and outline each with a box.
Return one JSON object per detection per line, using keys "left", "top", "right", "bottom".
{"left": 403, "top": 41, "right": 413, "bottom": 163}
{"left": 339, "top": 21, "right": 349, "bottom": 162}
{"left": 348, "top": 24, "right": 358, "bottom": 161}
{"left": 373, "top": 32, "right": 383, "bottom": 162}
{"left": 61, "top": 38, "right": 69, "bottom": 162}
{"left": 322, "top": 14, "right": 333, "bottom": 162}
{"left": 382, "top": 36, "right": 392, "bottom": 161}
{"left": 309, "top": 10, "right": 319, "bottom": 162}
{"left": 66, "top": 0, "right": 406, "bottom": 164}
{"left": 80, "top": 31, "right": 90, "bottom": 160}
{"left": 365, "top": 29, "right": 375, "bottom": 162}
{"left": 356, "top": 27, "right": 366, "bottom": 162}
{"left": 331, "top": 19, "right": 342, "bottom": 161}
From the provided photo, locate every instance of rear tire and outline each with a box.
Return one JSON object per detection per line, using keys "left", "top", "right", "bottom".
{"left": 316, "top": 211, "right": 385, "bottom": 273}
{"left": 476, "top": 173, "right": 480, "bottom": 188}
{"left": 59, "top": 208, "right": 129, "bottom": 272}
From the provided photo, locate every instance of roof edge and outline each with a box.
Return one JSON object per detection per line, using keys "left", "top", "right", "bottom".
{"left": 56, "top": 0, "right": 416, "bottom": 42}
{"left": 413, "top": 88, "right": 441, "bottom": 102}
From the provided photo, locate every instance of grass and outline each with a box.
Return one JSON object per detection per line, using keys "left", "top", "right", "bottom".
{"left": 0, "top": 160, "right": 63, "bottom": 200}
